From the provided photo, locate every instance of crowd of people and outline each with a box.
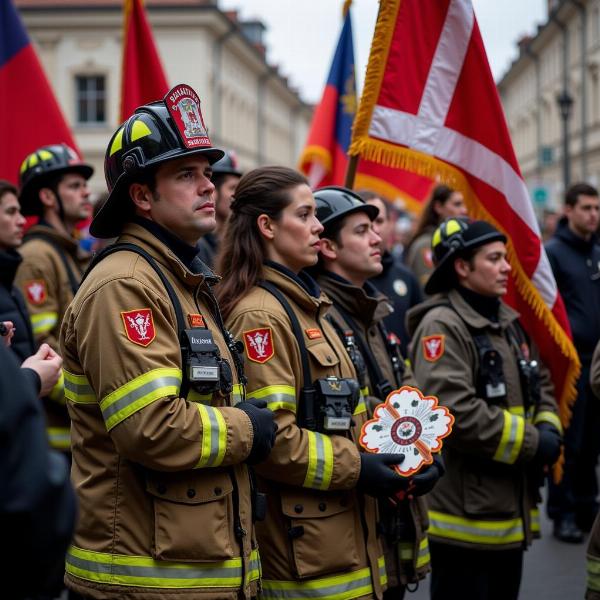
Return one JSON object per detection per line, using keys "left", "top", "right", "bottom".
{"left": 1, "top": 83, "right": 599, "bottom": 600}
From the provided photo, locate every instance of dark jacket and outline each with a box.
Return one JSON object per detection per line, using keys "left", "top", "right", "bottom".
{"left": 370, "top": 252, "right": 423, "bottom": 351}
{"left": 545, "top": 218, "right": 600, "bottom": 361}
{"left": 0, "top": 249, "right": 35, "bottom": 363}
{"left": 196, "top": 232, "right": 219, "bottom": 270}
{"left": 0, "top": 343, "right": 77, "bottom": 599}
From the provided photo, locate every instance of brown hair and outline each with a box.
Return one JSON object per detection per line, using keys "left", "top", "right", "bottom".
{"left": 0, "top": 180, "right": 18, "bottom": 204}
{"left": 408, "top": 184, "right": 455, "bottom": 248}
{"left": 215, "top": 166, "right": 308, "bottom": 320}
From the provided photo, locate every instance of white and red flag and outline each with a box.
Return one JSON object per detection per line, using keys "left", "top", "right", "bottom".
{"left": 350, "top": 0, "right": 579, "bottom": 435}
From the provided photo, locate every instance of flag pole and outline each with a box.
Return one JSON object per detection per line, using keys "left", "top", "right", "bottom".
{"left": 344, "top": 154, "right": 358, "bottom": 189}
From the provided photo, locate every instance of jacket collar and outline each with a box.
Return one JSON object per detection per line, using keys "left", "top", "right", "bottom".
{"left": 117, "top": 222, "right": 215, "bottom": 289}
{"left": 0, "top": 249, "right": 22, "bottom": 288}
{"left": 317, "top": 271, "right": 391, "bottom": 325}
{"left": 554, "top": 216, "right": 598, "bottom": 253}
{"left": 26, "top": 221, "right": 79, "bottom": 255}
{"left": 447, "top": 288, "right": 519, "bottom": 330}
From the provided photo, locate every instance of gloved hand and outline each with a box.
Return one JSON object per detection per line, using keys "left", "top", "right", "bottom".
{"left": 358, "top": 453, "right": 408, "bottom": 497}
{"left": 409, "top": 454, "right": 445, "bottom": 497}
{"left": 237, "top": 399, "right": 278, "bottom": 465}
{"left": 534, "top": 423, "right": 562, "bottom": 467}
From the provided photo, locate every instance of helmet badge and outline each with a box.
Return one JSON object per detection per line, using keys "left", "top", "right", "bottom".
{"left": 165, "top": 84, "right": 211, "bottom": 149}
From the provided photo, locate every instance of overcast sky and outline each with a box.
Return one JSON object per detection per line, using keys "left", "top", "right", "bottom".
{"left": 220, "top": 0, "right": 548, "bottom": 104}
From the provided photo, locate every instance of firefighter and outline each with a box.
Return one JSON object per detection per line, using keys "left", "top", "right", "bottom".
{"left": 197, "top": 150, "right": 242, "bottom": 269}
{"left": 216, "top": 167, "right": 408, "bottom": 600}
{"left": 407, "top": 217, "right": 562, "bottom": 600}
{"left": 58, "top": 84, "right": 277, "bottom": 600}
{"left": 312, "top": 186, "right": 443, "bottom": 598}
{"left": 14, "top": 143, "right": 93, "bottom": 452}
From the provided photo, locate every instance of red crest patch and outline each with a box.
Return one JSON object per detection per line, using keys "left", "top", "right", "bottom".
{"left": 243, "top": 328, "right": 274, "bottom": 364}
{"left": 24, "top": 279, "right": 47, "bottom": 305}
{"left": 164, "top": 84, "right": 212, "bottom": 149}
{"left": 422, "top": 248, "right": 434, "bottom": 268}
{"left": 188, "top": 313, "right": 205, "bottom": 328}
{"left": 422, "top": 335, "right": 445, "bottom": 362}
{"left": 121, "top": 309, "right": 156, "bottom": 347}
{"left": 305, "top": 328, "right": 322, "bottom": 340}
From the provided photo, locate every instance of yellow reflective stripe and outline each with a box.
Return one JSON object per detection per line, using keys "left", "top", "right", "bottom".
{"left": 232, "top": 383, "right": 244, "bottom": 405}
{"left": 109, "top": 127, "right": 125, "bottom": 156}
{"left": 64, "top": 371, "right": 96, "bottom": 404}
{"left": 530, "top": 508, "right": 540, "bottom": 534}
{"left": 188, "top": 384, "right": 244, "bottom": 406}
{"left": 493, "top": 410, "right": 524, "bottom": 464}
{"left": 66, "top": 545, "right": 260, "bottom": 588}
{"left": 534, "top": 410, "right": 563, "bottom": 435}
{"left": 48, "top": 370, "right": 65, "bottom": 403}
{"left": 100, "top": 368, "right": 182, "bottom": 431}
{"left": 303, "top": 431, "right": 334, "bottom": 491}
{"left": 247, "top": 385, "right": 296, "bottom": 412}
{"left": 354, "top": 390, "right": 367, "bottom": 415}
{"left": 262, "top": 556, "right": 386, "bottom": 600}
{"left": 47, "top": 427, "right": 70, "bottom": 450}
{"left": 416, "top": 537, "right": 430, "bottom": 568}
{"left": 508, "top": 406, "right": 524, "bottom": 417}
{"left": 397, "top": 538, "right": 429, "bottom": 568}
{"left": 588, "top": 554, "right": 600, "bottom": 592}
{"left": 196, "top": 404, "right": 227, "bottom": 468}
{"left": 429, "top": 510, "right": 524, "bottom": 545}
{"left": 131, "top": 119, "right": 152, "bottom": 141}
{"left": 31, "top": 311, "right": 58, "bottom": 335}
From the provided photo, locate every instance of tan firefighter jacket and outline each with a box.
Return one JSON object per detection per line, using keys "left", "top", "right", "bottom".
{"left": 15, "top": 223, "right": 87, "bottom": 450}
{"left": 59, "top": 223, "right": 258, "bottom": 600}
{"left": 407, "top": 289, "right": 561, "bottom": 551}
{"left": 226, "top": 264, "right": 386, "bottom": 600}
{"left": 317, "top": 273, "right": 430, "bottom": 588}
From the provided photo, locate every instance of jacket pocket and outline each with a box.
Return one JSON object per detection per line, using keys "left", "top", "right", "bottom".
{"left": 306, "top": 341, "right": 341, "bottom": 369}
{"left": 462, "top": 461, "right": 518, "bottom": 518}
{"left": 281, "top": 490, "right": 360, "bottom": 579}
{"left": 146, "top": 470, "right": 236, "bottom": 562}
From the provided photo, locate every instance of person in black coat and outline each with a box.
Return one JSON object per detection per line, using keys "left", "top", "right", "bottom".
{"left": 0, "top": 341, "right": 76, "bottom": 599}
{"left": 0, "top": 180, "right": 35, "bottom": 362}
{"left": 545, "top": 182, "right": 600, "bottom": 543}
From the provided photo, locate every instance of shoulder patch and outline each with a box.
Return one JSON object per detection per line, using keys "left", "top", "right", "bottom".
{"left": 422, "top": 334, "right": 445, "bottom": 362}
{"left": 243, "top": 327, "right": 274, "bottom": 363}
{"left": 121, "top": 308, "right": 156, "bottom": 347}
{"left": 305, "top": 328, "right": 322, "bottom": 340}
{"left": 23, "top": 279, "right": 47, "bottom": 305}
{"left": 421, "top": 248, "right": 433, "bottom": 268}
{"left": 188, "top": 313, "right": 205, "bottom": 328}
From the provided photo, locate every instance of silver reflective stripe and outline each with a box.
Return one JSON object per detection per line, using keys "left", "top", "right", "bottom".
{"left": 313, "top": 434, "right": 327, "bottom": 489}
{"left": 204, "top": 405, "right": 222, "bottom": 466}
{"left": 430, "top": 514, "right": 523, "bottom": 542}
{"left": 495, "top": 412, "right": 521, "bottom": 464}
{"left": 102, "top": 375, "right": 181, "bottom": 422}
{"left": 64, "top": 378, "right": 95, "bottom": 401}
{"left": 261, "top": 573, "right": 373, "bottom": 599}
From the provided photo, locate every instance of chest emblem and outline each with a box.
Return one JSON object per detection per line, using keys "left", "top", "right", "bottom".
{"left": 422, "top": 334, "right": 445, "bottom": 362}
{"left": 243, "top": 327, "right": 274, "bottom": 363}
{"left": 305, "top": 328, "right": 322, "bottom": 340}
{"left": 188, "top": 313, "right": 205, "bottom": 328}
{"left": 121, "top": 308, "right": 156, "bottom": 347}
{"left": 24, "top": 279, "right": 47, "bottom": 305}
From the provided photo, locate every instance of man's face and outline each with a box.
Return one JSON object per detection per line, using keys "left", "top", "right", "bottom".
{"left": 366, "top": 197, "right": 392, "bottom": 252}
{"left": 0, "top": 192, "right": 25, "bottom": 250}
{"left": 326, "top": 212, "right": 383, "bottom": 285}
{"left": 147, "top": 155, "right": 216, "bottom": 245}
{"left": 215, "top": 174, "right": 241, "bottom": 224}
{"left": 455, "top": 240, "right": 511, "bottom": 298}
{"left": 565, "top": 194, "right": 600, "bottom": 238}
{"left": 56, "top": 173, "right": 92, "bottom": 222}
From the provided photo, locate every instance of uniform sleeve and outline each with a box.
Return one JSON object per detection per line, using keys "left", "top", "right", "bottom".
{"left": 62, "top": 275, "right": 253, "bottom": 471}
{"left": 228, "top": 309, "right": 361, "bottom": 492}
{"left": 530, "top": 342, "right": 562, "bottom": 434}
{"left": 591, "top": 341, "right": 600, "bottom": 400}
{"left": 15, "top": 248, "right": 61, "bottom": 350}
{"left": 410, "top": 314, "right": 539, "bottom": 464}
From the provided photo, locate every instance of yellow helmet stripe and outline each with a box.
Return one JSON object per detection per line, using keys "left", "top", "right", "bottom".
{"left": 109, "top": 127, "right": 125, "bottom": 157}
{"left": 131, "top": 119, "right": 152, "bottom": 142}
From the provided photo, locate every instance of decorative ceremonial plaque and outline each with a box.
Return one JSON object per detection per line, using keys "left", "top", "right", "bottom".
{"left": 360, "top": 386, "right": 454, "bottom": 476}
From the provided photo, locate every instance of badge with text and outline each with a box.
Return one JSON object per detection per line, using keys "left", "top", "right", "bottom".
{"left": 188, "top": 313, "right": 206, "bottom": 328}
{"left": 121, "top": 308, "right": 156, "bottom": 347}
{"left": 243, "top": 327, "right": 274, "bottom": 363}
{"left": 305, "top": 328, "right": 322, "bottom": 340}
{"left": 165, "top": 84, "right": 211, "bottom": 149}
{"left": 24, "top": 279, "right": 47, "bottom": 305}
{"left": 422, "top": 334, "right": 445, "bottom": 362}
{"left": 360, "top": 386, "right": 454, "bottom": 477}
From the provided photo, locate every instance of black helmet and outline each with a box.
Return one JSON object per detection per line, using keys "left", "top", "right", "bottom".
{"left": 91, "top": 83, "right": 225, "bottom": 238}
{"left": 19, "top": 144, "right": 94, "bottom": 216}
{"left": 314, "top": 186, "right": 379, "bottom": 233}
{"left": 212, "top": 150, "right": 242, "bottom": 177}
{"left": 425, "top": 217, "right": 507, "bottom": 294}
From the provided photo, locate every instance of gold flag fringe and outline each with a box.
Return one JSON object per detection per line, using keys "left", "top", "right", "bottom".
{"left": 297, "top": 146, "right": 332, "bottom": 174}
{"left": 343, "top": 0, "right": 352, "bottom": 18}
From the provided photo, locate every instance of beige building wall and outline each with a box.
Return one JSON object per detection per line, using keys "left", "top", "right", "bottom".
{"left": 499, "top": 0, "right": 600, "bottom": 212}
{"left": 17, "top": 1, "right": 312, "bottom": 197}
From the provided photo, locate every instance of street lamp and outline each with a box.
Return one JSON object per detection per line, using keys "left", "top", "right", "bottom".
{"left": 556, "top": 89, "right": 574, "bottom": 191}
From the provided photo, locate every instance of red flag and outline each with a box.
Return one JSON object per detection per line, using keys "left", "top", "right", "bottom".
{"left": 350, "top": 0, "right": 579, "bottom": 436}
{"left": 120, "top": 0, "right": 169, "bottom": 122}
{"left": 0, "top": 0, "right": 79, "bottom": 185}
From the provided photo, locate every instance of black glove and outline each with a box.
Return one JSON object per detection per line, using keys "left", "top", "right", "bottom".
{"left": 534, "top": 423, "right": 562, "bottom": 467}
{"left": 410, "top": 454, "right": 445, "bottom": 497}
{"left": 358, "top": 453, "right": 408, "bottom": 497}
{"left": 237, "top": 399, "right": 278, "bottom": 465}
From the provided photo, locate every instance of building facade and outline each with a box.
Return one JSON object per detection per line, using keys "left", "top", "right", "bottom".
{"left": 498, "top": 0, "right": 600, "bottom": 212}
{"left": 16, "top": 0, "right": 312, "bottom": 196}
